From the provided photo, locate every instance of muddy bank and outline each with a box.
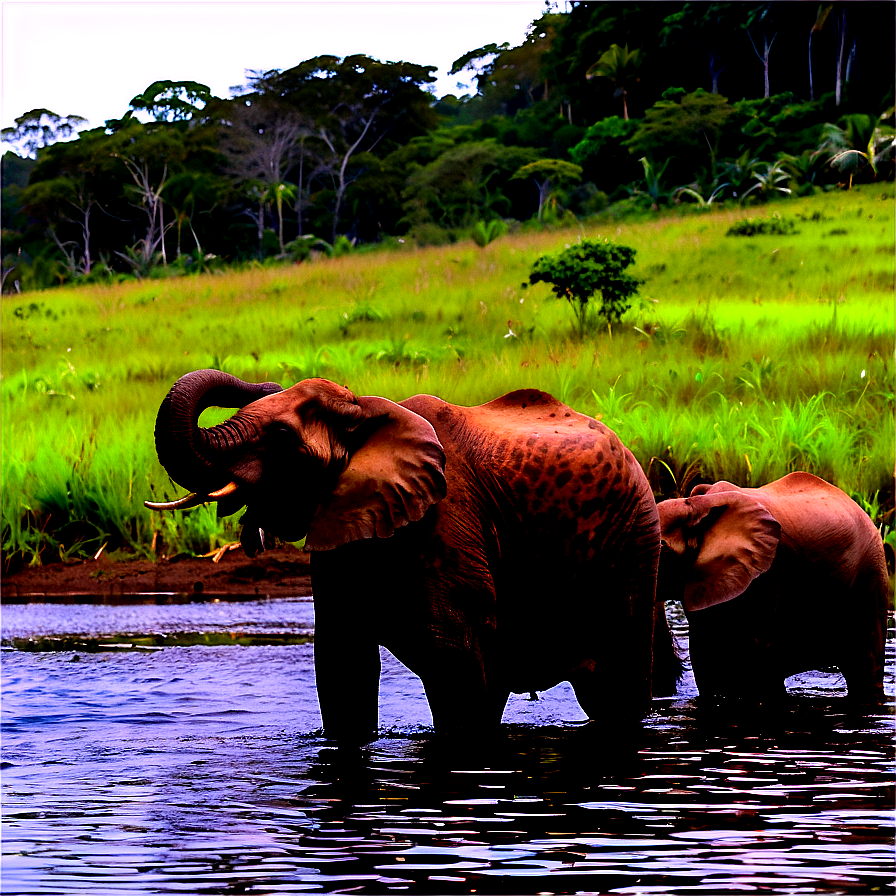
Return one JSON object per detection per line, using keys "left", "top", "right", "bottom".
{"left": 2, "top": 545, "right": 312, "bottom": 600}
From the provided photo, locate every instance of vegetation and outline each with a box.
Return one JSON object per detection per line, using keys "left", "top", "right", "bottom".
{"left": 527, "top": 239, "right": 642, "bottom": 336}
{"left": 2, "top": 187, "right": 893, "bottom": 574}
{"left": 2, "top": 3, "right": 894, "bottom": 291}
{"left": 1, "top": 3, "right": 893, "bottom": 577}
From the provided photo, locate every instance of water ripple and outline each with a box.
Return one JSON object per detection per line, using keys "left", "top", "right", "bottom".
{"left": 1, "top": 601, "right": 893, "bottom": 894}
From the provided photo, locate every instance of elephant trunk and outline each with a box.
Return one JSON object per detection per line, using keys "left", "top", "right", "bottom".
{"left": 153, "top": 369, "right": 282, "bottom": 493}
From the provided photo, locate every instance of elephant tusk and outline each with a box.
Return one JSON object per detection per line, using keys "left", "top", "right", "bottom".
{"left": 144, "top": 481, "right": 241, "bottom": 512}
{"left": 145, "top": 493, "right": 207, "bottom": 512}
{"left": 208, "top": 481, "right": 240, "bottom": 499}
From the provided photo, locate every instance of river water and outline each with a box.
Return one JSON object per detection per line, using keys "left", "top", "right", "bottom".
{"left": 2, "top": 596, "right": 893, "bottom": 894}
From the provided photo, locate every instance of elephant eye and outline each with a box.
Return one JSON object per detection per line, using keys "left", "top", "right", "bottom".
{"left": 270, "top": 422, "right": 297, "bottom": 442}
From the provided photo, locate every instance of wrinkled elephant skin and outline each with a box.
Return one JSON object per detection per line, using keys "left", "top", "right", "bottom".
{"left": 148, "top": 370, "right": 674, "bottom": 741}
{"left": 658, "top": 472, "right": 888, "bottom": 701}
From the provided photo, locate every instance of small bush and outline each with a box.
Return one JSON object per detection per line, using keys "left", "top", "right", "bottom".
{"left": 471, "top": 219, "right": 508, "bottom": 248}
{"left": 527, "top": 238, "right": 642, "bottom": 337}
{"left": 726, "top": 215, "right": 799, "bottom": 236}
{"left": 411, "top": 223, "right": 457, "bottom": 247}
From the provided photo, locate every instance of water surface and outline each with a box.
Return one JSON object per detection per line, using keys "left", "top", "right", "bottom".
{"left": 2, "top": 598, "right": 893, "bottom": 894}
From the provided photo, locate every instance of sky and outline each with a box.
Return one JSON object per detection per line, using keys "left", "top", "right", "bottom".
{"left": 1, "top": 0, "right": 549, "bottom": 136}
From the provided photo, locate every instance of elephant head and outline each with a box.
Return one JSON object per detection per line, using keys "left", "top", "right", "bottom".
{"left": 146, "top": 370, "right": 447, "bottom": 556}
{"left": 657, "top": 486, "right": 781, "bottom": 612}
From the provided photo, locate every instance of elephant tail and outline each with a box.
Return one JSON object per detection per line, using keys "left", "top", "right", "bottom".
{"left": 651, "top": 601, "right": 683, "bottom": 697}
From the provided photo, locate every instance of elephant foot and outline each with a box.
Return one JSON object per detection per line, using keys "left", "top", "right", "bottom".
{"left": 843, "top": 682, "right": 886, "bottom": 705}
{"left": 570, "top": 669, "right": 649, "bottom": 729}
{"left": 694, "top": 692, "right": 791, "bottom": 736}
{"left": 422, "top": 653, "right": 508, "bottom": 735}
{"left": 322, "top": 722, "right": 378, "bottom": 747}
{"left": 429, "top": 698, "right": 508, "bottom": 736}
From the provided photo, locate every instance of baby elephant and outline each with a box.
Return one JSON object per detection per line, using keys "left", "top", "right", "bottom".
{"left": 658, "top": 472, "right": 888, "bottom": 701}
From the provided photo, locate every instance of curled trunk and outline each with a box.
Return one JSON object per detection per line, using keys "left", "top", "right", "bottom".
{"left": 154, "top": 369, "right": 281, "bottom": 492}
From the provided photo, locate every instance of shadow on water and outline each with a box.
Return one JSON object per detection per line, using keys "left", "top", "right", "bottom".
{"left": 1, "top": 598, "right": 893, "bottom": 894}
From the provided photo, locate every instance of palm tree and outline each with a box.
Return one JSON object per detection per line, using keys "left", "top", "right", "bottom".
{"left": 819, "top": 114, "right": 896, "bottom": 187}
{"left": 586, "top": 44, "right": 642, "bottom": 120}
{"left": 263, "top": 181, "right": 299, "bottom": 254}
{"left": 742, "top": 160, "right": 792, "bottom": 203}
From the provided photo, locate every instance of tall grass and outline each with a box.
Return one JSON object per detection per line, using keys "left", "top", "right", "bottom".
{"left": 2, "top": 185, "right": 893, "bottom": 570}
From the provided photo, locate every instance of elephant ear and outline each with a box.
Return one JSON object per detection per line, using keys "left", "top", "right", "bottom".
{"left": 689, "top": 480, "right": 740, "bottom": 497}
{"left": 662, "top": 491, "right": 781, "bottom": 612}
{"left": 305, "top": 396, "right": 447, "bottom": 550}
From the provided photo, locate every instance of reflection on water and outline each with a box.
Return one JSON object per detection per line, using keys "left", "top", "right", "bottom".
{"left": 2, "top": 599, "right": 893, "bottom": 894}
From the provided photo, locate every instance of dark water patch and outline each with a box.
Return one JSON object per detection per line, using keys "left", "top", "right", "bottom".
{"left": 3, "top": 630, "right": 313, "bottom": 652}
{"left": 0, "top": 595, "right": 315, "bottom": 642}
{"left": 1, "top": 591, "right": 285, "bottom": 605}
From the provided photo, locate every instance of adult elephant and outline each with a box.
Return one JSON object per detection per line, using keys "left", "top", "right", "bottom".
{"left": 147, "top": 370, "right": 675, "bottom": 741}
{"left": 657, "top": 472, "right": 888, "bottom": 702}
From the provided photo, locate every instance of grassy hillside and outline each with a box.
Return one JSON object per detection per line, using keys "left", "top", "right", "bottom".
{"left": 2, "top": 185, "right": 893, "bottom": 569}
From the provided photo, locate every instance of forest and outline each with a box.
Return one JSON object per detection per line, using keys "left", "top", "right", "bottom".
{"left": 2, "top": 0, "right": 894, "bottom": 291}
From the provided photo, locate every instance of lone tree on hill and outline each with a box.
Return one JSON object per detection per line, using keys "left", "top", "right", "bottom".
{"left": 528, "top": 238, "right": 642, "bottom": 338}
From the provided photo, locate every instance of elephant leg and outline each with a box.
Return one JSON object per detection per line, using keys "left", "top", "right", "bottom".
{"left": 688, "top": 603, "right": 786, "bottom": 700}
{"left": 840, "top": 661, "right": 886, "bottom": 703}
{"left": 569, "top": 664, "right": 647, "bottom": 727}
{"left": 314, "top": 615, "right": 381, "bottom": 742}
{"left": 311, "top": 549, "right": 382, "bottom": 743}
{"left": 573, "top": 509, "right": 660, "bottom": 723}
{"left": 839, "top": 565, "right": 888, "bottom": 702}
{"left": 688, "top": 607, "right": 748, "bottom": 698}
{"left": 420, "top": 649, "right": 507, "bottom": 734}
{"left": 568, "top": 592, "right": 657, "bottom": 724}
{"left": 838, "top": 620, "right": 887, "bottom": 702}
{"left": 568, "top": 666, "right": 603, "bottom": 721}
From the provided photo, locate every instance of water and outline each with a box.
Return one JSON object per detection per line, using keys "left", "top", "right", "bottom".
{"left": 2, "top": 597, "right": 893, "bottom": 894}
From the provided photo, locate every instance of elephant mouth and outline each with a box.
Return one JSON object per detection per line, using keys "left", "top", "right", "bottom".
{"left": 145, "top": 480, "right": 307, "bottom": 559}
{"left": 145, "top": 481, "right": 268, "bottom": 557}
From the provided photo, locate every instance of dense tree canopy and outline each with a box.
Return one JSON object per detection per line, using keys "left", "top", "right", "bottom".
{"left": 3, "top": 1, "right": 893, "bottom": 291}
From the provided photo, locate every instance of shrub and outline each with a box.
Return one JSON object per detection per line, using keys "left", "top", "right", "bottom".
{"left": 726, "top": 215, "right": 799, "bottom": 236}
{"left": 527, "top": 238, "right": 642, "bottom": 337}
{"left": 471, "top": 219, "right": 508, "bottom": 248}
{"left": 411, "top": 223, "right": 457, "bottom": 247}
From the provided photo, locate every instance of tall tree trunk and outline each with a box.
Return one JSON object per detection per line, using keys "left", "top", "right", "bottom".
{"left": 158, "top": 198, "right": 167, "bottom": 266}
{"left": 748, "top": 31, "right": 777, "bottom": 99}
{"left": 763, "top": 36, "right": 772, "bottom": 98}
{"left": 277, "top": 191, "right": 285, "bottom": 254}
{"left": 808, "top": 28, "right": 815, "bottom": 100}
{"left": 79, "top": 199, "right": 92, "bottom": 275}
{"left": 296, "top": 142, "right": 306, "bottom": 238}
{"left": 323, "top": 109, "right": 379, "bottom": 243}
{"left": 536, "top": 179, "right": 551, "bottom": 223}
{"left": 707, "top": 50, "right": 726, "bottom": 94}
{"left": 836, "top": 8, "right": 847, "bottom": 105}
{"left": 188, "top": 216, "right": 202, "bottom": 257}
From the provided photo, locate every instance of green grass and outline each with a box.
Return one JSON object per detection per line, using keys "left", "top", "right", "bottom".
{"left": 2, "top": 185, "right": 893, "bottom": 570}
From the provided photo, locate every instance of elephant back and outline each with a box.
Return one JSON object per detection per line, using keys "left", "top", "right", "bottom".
{"left": 402, "top": 389, "right": 653, "bottom": 564}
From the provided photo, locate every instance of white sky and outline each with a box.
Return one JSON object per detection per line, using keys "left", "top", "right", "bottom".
{"left": 1, "top": 0, "right": 549, "bottom": 136}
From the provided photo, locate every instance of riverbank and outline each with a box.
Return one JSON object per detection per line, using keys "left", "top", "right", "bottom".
{"left": 1, "top": 545, "right": 312, "bottom": 600}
